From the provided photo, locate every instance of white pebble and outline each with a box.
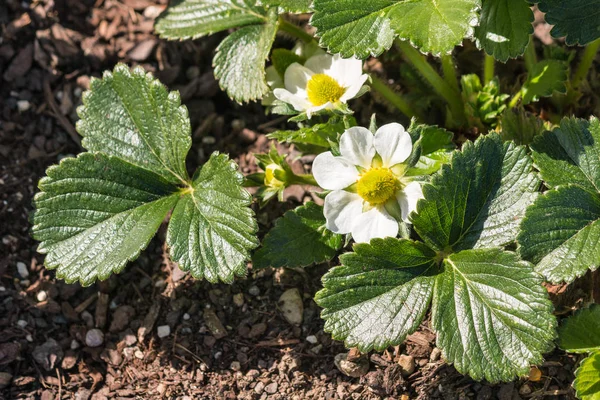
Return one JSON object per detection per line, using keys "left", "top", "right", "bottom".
{"left": 183, "top": 313, "right": 190, "bottom": 321}
{"left": 306, "top": 335, "right": 318, "bottom": 344}
{"left": 214, "top": 351, "right": 222, "bottom": 360}
{"left": 71, "top": 340, "right": 80, "bottom": 350}
{"left": 16, "top": 100, "right": 30, "bottom": 112}
{"left": 230, "top": 361, "right": 241, "bottom": 371}
{"left": 248, "top": 285, "right": 260, "bottom": 296}
{"left": 135, "top": 349, "right": 144, "bottom": 359}
{"left": 154, "top": 279, "right": 166, "bottom": 288}
{"left": 26, "top": 334, "right": 33, "bottom": 342}
{"left": 16, "top": 262, "right": 28, "bottom": 278}
{"left": 17, "top": 320, "right": 28, "bottom": 328}
{"left": 85, "top": 329, "right": 104, "bottom": 347}
{"left": 36, "top": 291, "right": 47, "bottom": 302}
{"left": 157, "top": 325, "right": 171, "bottom": 338}
{"left": 0, "top": 286, "right": 5, "bottom": 292}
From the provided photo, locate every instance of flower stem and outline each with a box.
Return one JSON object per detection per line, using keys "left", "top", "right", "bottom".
{"left": 396, "top": 40, "right": 466, "bottom": 126}
{"left": 508, "top": 90, "right": 522, "bottom": 109}
{"left": 289, "top": 173, "right": 318, "bottom": 186}
{"left": 524, "top": 37, "right": 537, "bottom": 73}
{"left": 370, "top": 75, "right": 419, "bottom": 119}
{"left": 441, "top": 54, "right": 460, "bottom": 93}
{"left": 571, "top": 38, "right": 600, "bottom": 90}
{"left": 483, "top": 53, "right": 494, "bottom": 85}
{"left": 278, "top": 17, "right": 313, "bottom": 43}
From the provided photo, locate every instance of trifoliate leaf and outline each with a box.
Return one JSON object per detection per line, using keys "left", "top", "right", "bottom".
{"left": 521, "top": 60, "right": 568, "bottom": 105}
{"left": 266, "top": 119, "right": 345, "bottom": 148}
{"left": 315, "top": 238, "right": 438, "bottom": 352}
{"left": 167, "top": 152, "right": 258, "bottom": 283}
{"left": 499, "top": 108, "right": 545, "bottom": 145}
{"left": 518, "top": 117, "right": 600, "bottom": 283}
{"left": 432, "top": 249, "right": 556, "bottom": 383}
{"left": 573, "top": 352, "right": 600, "bottom": 400}
{"left": 260, "top": 0, "right": 312, "bottom": 12}
{"left": 155, "top": 0, "right": 268, "bottom": 40}
{"left": 77, "top": 64, "right": 191, "bottom": 185}
{"left": 32, "top": 153, "right": 179, "bottom": 286}
{"left": 412, "top": 134, "right": 539, "bottom": 252}
{"left": 474, "top": 0, "right": 533, "bottom": 62}
{"left": 311, "top": 0, "right": 480, "bottom": 58}
{"left": 213, "top": 10, "right": 279, "bottom": 102}
{"left": 536, "top": 0, "right": 600, "bottom": 45}
{"left": 253, "top": 202, "right": 343, "bottom": 269}
{"left": 558, "top": 304, "right": 600, "bottom": 353}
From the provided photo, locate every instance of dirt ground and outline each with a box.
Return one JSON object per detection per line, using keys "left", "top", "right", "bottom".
{"left": 0, "top": 0, "right": 590, "bottom": 399}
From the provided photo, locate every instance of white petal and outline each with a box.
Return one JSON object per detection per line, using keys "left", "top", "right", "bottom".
{"left": 340, "top": 74, "right": 369, "bottom": 102}
{"left": 396, "top": 181, "right": 424, "bottom": 222}
{"left": 273, "top": 88, "right": 310, "bottom": 111}
{"left": 374, "top": 123, "right": 413, "bottom": 167}
{"left": 304, "top": 53, "right": 334, "bottom": 75}
{"left": 283, "top": 63, "right": 313, "bottom": 96}
{"left": 351, "top": 206, "right": 398, "bottom": 243}
{"left": 328, "top": 54, "right": 364, "bottom": 87}
{"left": 323, "top": 190, "right": 364, "bottom": 234}
{"left": 306, "top": 102, "right": 333, "bottom": 118}
{"left": 339, "top": 127, "right": 375, "bottom": 169}
{"left": 312, "top": 152, "right": 359, "bottom": 190}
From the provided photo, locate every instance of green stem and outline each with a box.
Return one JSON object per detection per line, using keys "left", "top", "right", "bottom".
{"left": 524, "top": 37, "right": 537, "bottom": 73}
{"left": 441, "top": 54, "right": 460, "bottom": 93}
{"left": 483, "top": 54, "right": 495, "bottom": 85}
{"left": 278, "top": 17, "right": 313, "bottom": 43}
{"left": 508, "top": 90, "right": 522, "bottom": 109}
{"left": 572, "top": 38, "right": 600, "bottom": 90}
{"left": 370, "top": 75, "right": 419, "bottom": 119}
{"left": 396, "top": 40, "right": 465, "bottom": 125}
{"left": 290, "top": 173, "right": 318, "bottom": 186}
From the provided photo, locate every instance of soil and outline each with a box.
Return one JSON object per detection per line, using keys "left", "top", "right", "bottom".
{"left": 0, "top": 1, "right": 592, "bottom": 399}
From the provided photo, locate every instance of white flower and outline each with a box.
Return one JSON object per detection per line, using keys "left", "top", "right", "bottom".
{"left": 312, "top": 123, "right": 424, "bottom": 243}
{"left": 273, "top": 53, "right": 368, "bottom": 118}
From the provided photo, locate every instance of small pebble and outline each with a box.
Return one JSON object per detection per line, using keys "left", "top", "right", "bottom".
{"left": 233, "top": 293, "right": 244, "bottom": 307}
{"left": 306, "top": 335, "right": 318, "bottom": 344}
{"left": 154, "top": 279, "right": 166, "bottom": 288}
{"left": 16, "top": 262, "right": 28, "bottom": 278}
{"left": 202, "top": 136, "right": 216, "bottom": 145}
{"left": 85, "top": 329, "right": 104, "bottom": 347}
{"left": 124, "top": 334, "right": 137, "bottom": 346}
{"left": 17, "top": 320, "right": 28, "bottom": 328}
{"left": 183, "top": 313, "right": 190, "bottom": 321}
{"left": 214, "top": 351, "right": 222, "bottom": 360}
{"left": 16, "top": 100, "right": 30, "bottom": 112}
{"left": 0, "top": 286, "right": 6, "bottom": 292}
{"left": 157, "top": 325, "right": 171, "bottom": 338}
{"left": 36, "top": 290, "right": 47, "bottom": 302}
{"left": 71, "top": 340, "right": 80, "bottom": 350}
{"left": 26, "top": 334, "right": 33, "bottom": 342}
{"left": 248, "top": 285, "right": 260, "bottom": 296}
{"left": 135, "top": 349, "right": 144, "bottom": 359}
{"left": 230, "top": 361, "right": 241, "bottom": 371}
{"left": 265, "top": 382, "right": 278, "bottom": 394}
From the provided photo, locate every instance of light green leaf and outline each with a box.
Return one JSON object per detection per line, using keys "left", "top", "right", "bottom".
{"left": 518, "top": 117, "right": 600, "bottom": 283}
{"left": 266, "top": 120, "right": 345, "bottom": 148}
{"left": 412, "top": 134, "right": 539, "bottom": 252}
{"left": 474, "top": 0, "right": 533, "bottom": 62}
{"left": 499, "top": 108, "right": 545, "bottom": 146}
{"left": 253, "top": 202, "right": 343, "bottom": 269}
{"left": 558, "top": 304, "right": 600, "bottom": 353}
{"left": 521, "top": 60, "right": 568, "bottom": 105}
{"left": 155, "top": 0, "right": 267, "bottom": 40}
{"left": 260, "top": 0, "right": 312, "bottom": 12}
{"left": 213, "top": 10, "right": 279, "bottom": 102}
{"left": 432, "top": 249, "right": 556, "bottom": 383}
{"left": 77, "top": 64, "right": 191, "bottom": 185}
{"left": 315, "top": 238, "right": 438, "bottom": 352}
{"left": 310, "top": 0, "right": 480, "bottom": 58}
{"left": 32, "top": 153, "right": 179, "bottom": 286}
{"left": 406, "top": 124, "right": 455, "bottom": 176}
{"left": 573, "top": 352, "right": 600, "bottom": 400}
{"left": 167, "top": 152, "right": 258, "bottom": 283}
{"left": 536, "top": 0, "right": 600, "bottom": 45}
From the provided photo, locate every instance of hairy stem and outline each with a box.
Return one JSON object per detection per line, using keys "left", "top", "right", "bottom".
{"left": 289, "top": 173, "right": 318, "bottom": 186}
{"left": 370, "top": 75, "right": 419, "bottom": 119}
{"left": 571, "top": 38, "right": 600, "bottom": 90}
{"left": 524, "top": 37, "right": 537, "bottom": 73}
{"left": 278, "top": 17, "right": 313, "bottom": 43}
{"left": 441, "top": 54, "right": 460, "bottom": 93}
{"left": 483, "top": 54, "right": 494, "bottom": 85}
{"left": 396, "top": 40, "right": 465, "bottom": 126}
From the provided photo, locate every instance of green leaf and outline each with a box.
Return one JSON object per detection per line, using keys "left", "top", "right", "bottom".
{"left": 518, "top": 118, "right": 600, "bottom": 283}
{"left": 315, "top": 238, "right": 438, "bottom": 352}
{"left": 266, "top": 120, "right": 345, "bottom": 148}
{"left": 32, "top": 153, "right": 179, "bottom": 286}
{"left": 558, "top": 304, "right": 600, "bottom": 353}
{"left": 521, "top": 60, "right": 568, "bottom": 105}
{"left": 536, "top": 0, "right": 600, "bottom": 45}
{"left": 474, "top": 0, "right": 533, "bottom": 62}
{"left": 77, "top": 64, "right": 191, "bottom": 185}
{"left": 213, "top": 10, "right": 279, "bottom": 102}
{"left": 432, "top": 249, "right": 556, "bottom": 383}
{"left": 155, "top": 0, "right": 267, "bottom": 40}
{"left": 499, "top": 108, "right": 545, "bottom": 146}
{"left": 167, "top": 152, "right": 258, "bottom": 283}
{"left": 310, "top": 0, "right": 480, "bottom": 58}
{"left": 253, "top": 202, "right": 343, "bottom": 269}
{"left": 260, "top": 0, "right": 312, "bottom": 12}
{"left": 573, "top": 352, "right": 600, "bottom": 400}
{"left": 412, "top": 134, "right": 539, "bottom": 252}
{"left": 406, "top": 124, "right": 455, "bottom": 176}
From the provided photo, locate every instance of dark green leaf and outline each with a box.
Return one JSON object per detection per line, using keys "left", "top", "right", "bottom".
{"left": 474, "top": 0, "right": 533, "bottom": 62}
{"left": 261, "top": 0, "right": 312, "bottom": 12}
{"left": 412, "top": 134, "right": 539, "bottom": 251}
{"left": 522, "top": 60, "right": 568, "bottom": 105}
{"left": 432, "top": 249, "right": 556, "bottom": 382}
{"left": 559, "top": 304, "right": 600, "bottom": 353}
{"left": 573, "top": 352, "right": 600, "bottom": 400}
{"left": 155, "top": 0, "right": 267, "bottom": 40}
{"left": 315, "top": 238, "right": 438, "bottom": 352}
{"left": 537, "top": 0, "right": 600, "bottom": 45}
{"left": 266, "top": 120, "right": 345, "bottom": 148}
{"left": 253, "top": 202, "right": 343, "bottom": 269}
{"left": 167, "top": 152, "right": 258, "bottom": 283}
{"left": 77, "top": 64, "right": 191, "bottom": 185}
{"left": 213, "top": 10, "right": 279, "bottom": 102}
{"left": 32, "top": 153, "right": 179, "bottom": 286}
{"left": 499, "top": 108, "right": 545, "bottom": 146}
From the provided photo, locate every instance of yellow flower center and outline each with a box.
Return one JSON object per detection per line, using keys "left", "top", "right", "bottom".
{"left": 356, "top": 168, "right": 400, "bottom": 205}
{"left": 306, "top": 73, "right": 345, "bottom": 106}
{"left": 265, "top": 164, "right": 284, "bottom": 188}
